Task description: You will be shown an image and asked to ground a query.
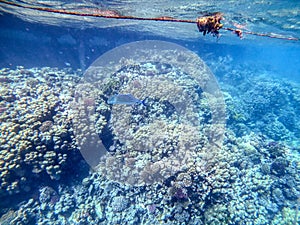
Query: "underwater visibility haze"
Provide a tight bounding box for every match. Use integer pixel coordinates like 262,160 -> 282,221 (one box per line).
0,0 -> 300,224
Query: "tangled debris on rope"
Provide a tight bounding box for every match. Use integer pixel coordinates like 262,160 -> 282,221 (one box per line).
0,0 -> 299,41
196,12 -> 224,38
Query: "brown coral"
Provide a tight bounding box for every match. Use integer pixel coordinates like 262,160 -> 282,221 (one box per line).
0,67 -> 80,197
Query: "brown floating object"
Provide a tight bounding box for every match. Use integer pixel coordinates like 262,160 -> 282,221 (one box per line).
196,12 -> 224,37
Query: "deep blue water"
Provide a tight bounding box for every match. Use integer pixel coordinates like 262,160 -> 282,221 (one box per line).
1,14 -> 299,82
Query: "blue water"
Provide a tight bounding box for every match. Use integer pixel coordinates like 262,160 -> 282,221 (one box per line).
0,1 -> 299,224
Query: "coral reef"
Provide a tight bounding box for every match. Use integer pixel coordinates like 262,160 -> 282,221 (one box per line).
16,130 -> 295,225
72,42 -> 226,187
209,56 -> 300,145
0,67 -> 81,197
0,61 -> 299,225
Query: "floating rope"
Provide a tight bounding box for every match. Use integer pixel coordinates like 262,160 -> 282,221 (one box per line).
0,0 -> 299,41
